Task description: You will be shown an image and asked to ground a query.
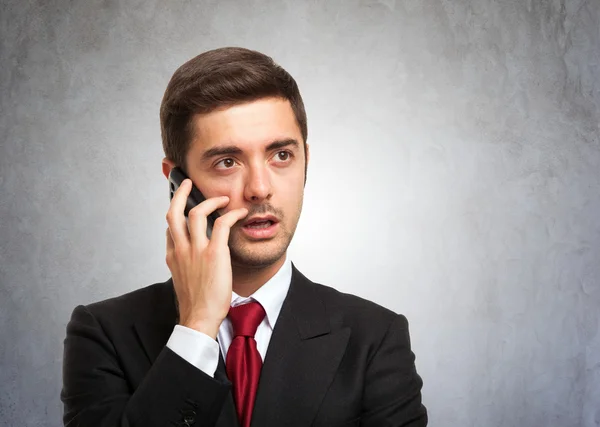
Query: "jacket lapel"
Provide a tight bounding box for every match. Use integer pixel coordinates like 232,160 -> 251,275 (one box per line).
251,265 -> 351,427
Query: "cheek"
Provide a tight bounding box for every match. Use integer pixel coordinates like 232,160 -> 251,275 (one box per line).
200,178 -> 245,210
221,182 -> 246,205
280,182 -> 304,213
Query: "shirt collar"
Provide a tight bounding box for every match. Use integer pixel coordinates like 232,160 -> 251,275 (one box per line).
230,255 -> 292,329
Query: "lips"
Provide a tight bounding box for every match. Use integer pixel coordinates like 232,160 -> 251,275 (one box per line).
245,220 -> 273,229
243,215 -> 279,227
241,215 -> 280,239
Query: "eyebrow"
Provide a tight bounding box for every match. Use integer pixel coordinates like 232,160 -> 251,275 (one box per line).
201,138 -> 300,161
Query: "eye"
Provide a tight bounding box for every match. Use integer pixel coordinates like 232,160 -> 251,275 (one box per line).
215,158 -> 237,169
273,151 -> 292,163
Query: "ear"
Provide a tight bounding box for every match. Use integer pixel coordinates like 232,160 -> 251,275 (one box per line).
161,157 -> 176,180
303,143 -> 310,187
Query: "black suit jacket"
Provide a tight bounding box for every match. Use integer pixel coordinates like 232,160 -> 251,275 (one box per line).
61,264 -> 427,426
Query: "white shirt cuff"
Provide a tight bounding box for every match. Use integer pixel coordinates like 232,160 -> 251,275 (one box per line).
166,325 -> 220,377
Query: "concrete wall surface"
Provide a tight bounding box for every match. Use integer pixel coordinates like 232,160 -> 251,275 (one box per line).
1,0 -> 599,426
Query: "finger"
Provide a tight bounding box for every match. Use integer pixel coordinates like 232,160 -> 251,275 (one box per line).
187,196 -> 230,250
209,208 -> 249,248
166,227 -> 174,251
166,178 -> 192,248
165,227 -> 175,269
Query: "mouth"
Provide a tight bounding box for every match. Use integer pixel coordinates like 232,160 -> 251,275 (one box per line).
241,215 -> 280,239
243,215 -> 279,228
244,221 -> 275,229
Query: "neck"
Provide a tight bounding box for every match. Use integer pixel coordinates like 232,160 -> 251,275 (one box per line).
231,254 -> 287,297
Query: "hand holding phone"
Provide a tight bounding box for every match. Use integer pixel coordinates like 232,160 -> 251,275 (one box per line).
168,166 -> 220,239
165,167 -> 248,338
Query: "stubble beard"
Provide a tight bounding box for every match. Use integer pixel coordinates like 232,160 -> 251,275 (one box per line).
229,227 -> 293,268
228,202 -> 302,268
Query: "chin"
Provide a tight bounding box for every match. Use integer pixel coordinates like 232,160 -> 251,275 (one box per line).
229,234 -> 290,268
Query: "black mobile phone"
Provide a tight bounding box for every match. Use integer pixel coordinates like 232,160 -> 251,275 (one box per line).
168,166 -> 219,238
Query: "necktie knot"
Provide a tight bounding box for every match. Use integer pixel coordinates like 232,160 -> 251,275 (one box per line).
228,301 -> 265,338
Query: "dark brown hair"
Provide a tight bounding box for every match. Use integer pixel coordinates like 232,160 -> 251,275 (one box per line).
160,47 -> 308,173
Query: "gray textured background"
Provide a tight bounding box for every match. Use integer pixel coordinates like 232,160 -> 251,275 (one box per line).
1,0 -> 600,426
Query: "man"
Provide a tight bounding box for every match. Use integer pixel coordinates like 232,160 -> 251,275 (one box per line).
61,47 -> 427,427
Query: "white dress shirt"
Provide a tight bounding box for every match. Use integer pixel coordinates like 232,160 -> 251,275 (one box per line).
166,256 -> 292,377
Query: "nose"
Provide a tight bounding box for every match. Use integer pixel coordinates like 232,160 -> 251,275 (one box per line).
243,163 -> 272,203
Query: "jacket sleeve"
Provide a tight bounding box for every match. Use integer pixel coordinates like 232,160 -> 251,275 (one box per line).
61,304 -> 231,427
361,314 -> 428,427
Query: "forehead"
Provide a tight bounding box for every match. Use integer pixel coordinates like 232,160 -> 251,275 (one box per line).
189,97 -> 302,151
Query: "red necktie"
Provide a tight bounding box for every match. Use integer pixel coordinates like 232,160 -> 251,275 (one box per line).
225,301 -> 266,427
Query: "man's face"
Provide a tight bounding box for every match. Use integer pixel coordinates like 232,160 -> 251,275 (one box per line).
183,97 -> 308,268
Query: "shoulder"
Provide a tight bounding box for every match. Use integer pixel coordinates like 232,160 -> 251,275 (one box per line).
311,280 -> 403,325
291,265 -> 406,340
312,279 -> 392,312
302,279 -> 413,362
77,278 -> 175,324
